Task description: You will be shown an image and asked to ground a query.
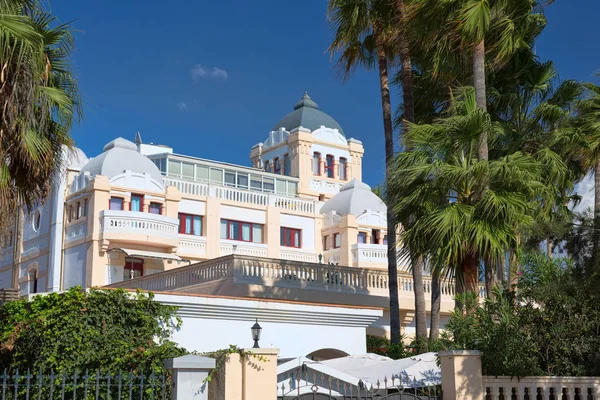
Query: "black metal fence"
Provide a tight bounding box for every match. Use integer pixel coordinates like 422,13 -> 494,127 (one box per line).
0,370 -> 170,399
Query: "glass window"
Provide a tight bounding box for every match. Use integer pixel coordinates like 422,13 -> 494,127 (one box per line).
168,160 -> 181,177
109,197 -> 123,211
264,160 -> 270,173
334,233 -> 341,248
287,182 -> 297,196
179,213 -> 202,236
224,171 -> 236,187
263,178 -> 274,193
276,180 -> 286,194
76,202 -> 82,219
220,220 -> 227,239
358,232 -> 366,244
383,235 -> 388,245
237,174 -> 249,188
250,176 -> 262,191
325,155 -> 334,178
281,227 -> 301,248
196,165 -> 209,181
283,154 -> 291,175
252,224 -> 263,243
323,236 -> 329,251
29,271 -> 38,294
312,153 -> 320,175
210,168 -> 223,183
83,199 -> 88,216
339,157 -> 347,180
274,158 -> 281,174
182,162 -> 194,178
220,219 -> 264,243
149,202 -> 162,214
130,194 -> 143,212
124,258 -> 143,280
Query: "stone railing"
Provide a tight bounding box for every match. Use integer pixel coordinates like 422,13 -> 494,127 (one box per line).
164,177 -> 316,214
106,254 -> 484,300
100,210 -> 179,240
483,376 -> 600,400
351,243 -> 387,264
105,256 -> 234,292
310,178 -> 344,195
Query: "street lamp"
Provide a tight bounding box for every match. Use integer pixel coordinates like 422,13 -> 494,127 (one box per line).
251,319 -> 262,348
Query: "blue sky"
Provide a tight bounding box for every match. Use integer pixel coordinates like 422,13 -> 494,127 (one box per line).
51,0 -> 600,188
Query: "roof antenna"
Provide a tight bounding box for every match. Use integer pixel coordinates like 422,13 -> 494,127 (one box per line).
135,131 -> 142,145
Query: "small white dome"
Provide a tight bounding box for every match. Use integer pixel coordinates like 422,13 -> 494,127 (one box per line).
80,137 -> 163,182
320,179 -> 386,216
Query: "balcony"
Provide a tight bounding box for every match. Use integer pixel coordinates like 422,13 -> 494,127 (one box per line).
105,254 -> 486,312
99,210 -> 179,249
351,243 -> 387,267
164,177 -> 317,214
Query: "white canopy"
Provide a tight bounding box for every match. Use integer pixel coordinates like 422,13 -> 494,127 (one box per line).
278,353 -> 441,392
322,352 -> 441,388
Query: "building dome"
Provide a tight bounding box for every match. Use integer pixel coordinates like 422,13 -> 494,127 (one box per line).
320,179 -> 386,216
272,92 -> 345,136
80,137 -> 163,182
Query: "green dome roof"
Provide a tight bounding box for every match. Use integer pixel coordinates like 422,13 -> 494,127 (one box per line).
272,92 -> 345,136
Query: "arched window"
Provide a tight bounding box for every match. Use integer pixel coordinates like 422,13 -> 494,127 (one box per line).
29,270 -> 38,294
325,155 -> 334,178
312,152 -> 321,175
283,154 -> 290,176
339,157 -> 347,180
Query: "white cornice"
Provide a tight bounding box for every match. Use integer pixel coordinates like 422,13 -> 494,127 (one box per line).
154,293 -> 382,328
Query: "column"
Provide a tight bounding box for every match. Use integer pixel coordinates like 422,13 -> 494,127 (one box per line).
242,348 -> 279,400
439,350 -> 484,400
165,355 -> 215,400
266,206 -> 281,259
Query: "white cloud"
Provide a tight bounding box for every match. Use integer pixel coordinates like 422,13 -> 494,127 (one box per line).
572,174 -> 594,213
176,102 -> 188,112
190,64 -> 228,81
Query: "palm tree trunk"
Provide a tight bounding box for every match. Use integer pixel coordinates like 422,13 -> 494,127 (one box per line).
429,268 -> 441,342
593,160 -> 600,269
463,251 -> 479,297
376,45 -> 401,344
484,260 -> 496,298
546,239 -> 553,259
455,262 -> 465,312
473,40 -> 488,161
412,256 -> 427,351
497,252 -> 507,283
396,0 -> 415,125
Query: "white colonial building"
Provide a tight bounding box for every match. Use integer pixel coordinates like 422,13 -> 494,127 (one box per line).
0,93 -> 464,357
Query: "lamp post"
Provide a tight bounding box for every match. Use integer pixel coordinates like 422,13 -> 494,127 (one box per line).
251,319 -> 262,348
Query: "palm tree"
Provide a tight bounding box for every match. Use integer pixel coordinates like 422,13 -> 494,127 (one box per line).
0,0 -> 81,232
389,87 -> 545,297
328,0 -> 411,344
575,82 -> 600,271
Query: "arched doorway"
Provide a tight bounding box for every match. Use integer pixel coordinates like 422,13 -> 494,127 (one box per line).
305,348 -> 349,361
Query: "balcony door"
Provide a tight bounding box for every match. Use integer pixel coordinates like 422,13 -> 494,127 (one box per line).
124,257 -> 144,280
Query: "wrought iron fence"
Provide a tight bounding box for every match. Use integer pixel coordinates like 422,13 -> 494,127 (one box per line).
277,369 -> 441,400
0,370 -> 170,399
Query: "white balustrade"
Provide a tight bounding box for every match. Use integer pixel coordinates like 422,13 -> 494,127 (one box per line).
351,243 -> 387,264
310,178 -> 344,195
100,210 -> 178,238
178,235 -> 207,257
483,376 -> 600,400
280,249 -> 318,263
164,177 -> 316,214
106,254 -> 486,302
219,241 -> 268,258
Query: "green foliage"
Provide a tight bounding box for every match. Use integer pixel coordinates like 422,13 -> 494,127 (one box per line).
366,335 -> 409,360
442,252 -> 600,376
0,287 -> 186,374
